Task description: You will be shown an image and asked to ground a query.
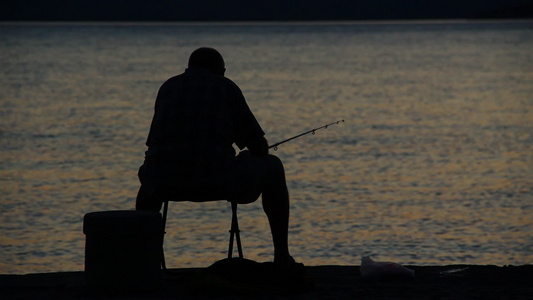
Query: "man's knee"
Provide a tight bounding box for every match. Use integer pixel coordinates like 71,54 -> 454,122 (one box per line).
265,154 -> 285,175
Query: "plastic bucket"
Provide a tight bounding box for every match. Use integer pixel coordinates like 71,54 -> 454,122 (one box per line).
83,210 -> 162,290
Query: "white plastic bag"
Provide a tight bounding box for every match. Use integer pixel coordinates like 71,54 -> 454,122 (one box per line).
360,256 -> 415,278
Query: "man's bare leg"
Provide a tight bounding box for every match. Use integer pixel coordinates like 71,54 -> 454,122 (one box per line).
261,155 -> 292,264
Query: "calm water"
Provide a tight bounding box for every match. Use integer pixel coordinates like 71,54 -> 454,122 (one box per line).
1,21 -> 532,274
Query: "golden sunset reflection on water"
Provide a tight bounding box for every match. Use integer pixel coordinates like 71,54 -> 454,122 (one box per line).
1,21 -> 532,274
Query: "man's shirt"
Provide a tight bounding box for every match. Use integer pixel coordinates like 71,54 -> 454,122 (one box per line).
142,67 -> 264,183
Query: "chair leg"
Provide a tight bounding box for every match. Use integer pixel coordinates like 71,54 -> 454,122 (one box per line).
228,201 -> 243,259
234,204 -> 244,258
161,200 -> 169,271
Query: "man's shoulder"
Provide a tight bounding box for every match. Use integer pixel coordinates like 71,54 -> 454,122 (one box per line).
156,73 -> 183,93
159,70 -> 242,95
221,76 -> 242,92
162,73 -> 186,85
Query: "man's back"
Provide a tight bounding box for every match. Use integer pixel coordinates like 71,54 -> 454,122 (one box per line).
143,67 -> 264,181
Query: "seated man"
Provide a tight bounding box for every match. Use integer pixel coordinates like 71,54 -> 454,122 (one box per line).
136,47 -> 300,268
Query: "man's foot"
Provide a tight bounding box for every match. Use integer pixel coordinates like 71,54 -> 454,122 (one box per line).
274,255 -> 305,275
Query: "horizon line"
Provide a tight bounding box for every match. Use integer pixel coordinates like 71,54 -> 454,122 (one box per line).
2,18 -> 532,27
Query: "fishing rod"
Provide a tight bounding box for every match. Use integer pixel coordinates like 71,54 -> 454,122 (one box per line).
268,119 -> 344,151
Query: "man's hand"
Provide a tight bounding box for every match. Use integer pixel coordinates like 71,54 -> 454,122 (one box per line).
248,136 -> 269,156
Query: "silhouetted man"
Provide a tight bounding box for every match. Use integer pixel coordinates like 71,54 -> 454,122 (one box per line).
136,47 -> 300,269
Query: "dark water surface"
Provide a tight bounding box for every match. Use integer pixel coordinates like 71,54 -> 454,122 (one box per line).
1,21 -> 532,274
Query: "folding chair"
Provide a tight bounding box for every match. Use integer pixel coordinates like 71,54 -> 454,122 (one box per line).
160,198 -> 244,271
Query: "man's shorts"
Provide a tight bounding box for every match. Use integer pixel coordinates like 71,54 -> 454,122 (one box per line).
137,151 -> 273,207
227,151 -> 270,203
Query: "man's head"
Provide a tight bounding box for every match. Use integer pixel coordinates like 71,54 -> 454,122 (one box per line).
188,47 -> 226,76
